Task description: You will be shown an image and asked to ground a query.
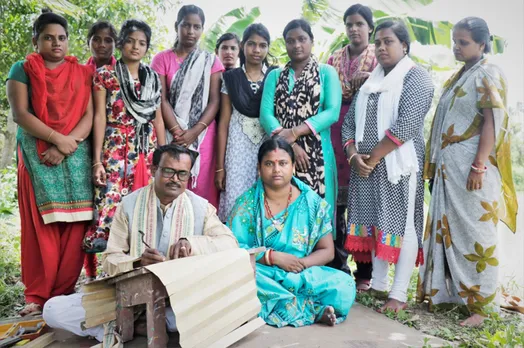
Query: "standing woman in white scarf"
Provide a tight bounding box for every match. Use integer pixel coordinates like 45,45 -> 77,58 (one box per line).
86,19 -> 165,254
152,5 -> 224,209
341,21 -> 434,312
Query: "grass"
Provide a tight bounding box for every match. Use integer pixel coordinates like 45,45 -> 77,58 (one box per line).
352,260 -> 524,348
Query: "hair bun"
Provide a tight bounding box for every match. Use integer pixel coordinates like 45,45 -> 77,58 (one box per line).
41,8 -> 52,14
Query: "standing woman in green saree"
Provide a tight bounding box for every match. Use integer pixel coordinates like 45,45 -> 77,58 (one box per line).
260,19 -> 342,226
419,17 -> 518,327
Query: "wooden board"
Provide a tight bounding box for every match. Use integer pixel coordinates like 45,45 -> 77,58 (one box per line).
22,332 -> 55,348
84,311 -> 117,328
146,248 -> 262,348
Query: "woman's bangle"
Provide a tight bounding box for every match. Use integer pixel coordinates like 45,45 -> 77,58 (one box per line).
471,164 -> 487,174
347,153 -> 358,165
264,250 -> 271,266
215,168 -> 224,173
268,249 -> 274,265
291,127 -> 298,139
92,162 -> 102,168
291,142 -> 297,148
168,125 -> 180,132
198,121 -> 208,129
47,130 -> 55,142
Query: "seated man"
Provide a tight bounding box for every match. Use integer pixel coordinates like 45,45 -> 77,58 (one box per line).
43,144 -> 238,342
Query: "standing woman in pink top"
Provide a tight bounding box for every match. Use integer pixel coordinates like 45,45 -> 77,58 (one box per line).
151,5 -> 224,208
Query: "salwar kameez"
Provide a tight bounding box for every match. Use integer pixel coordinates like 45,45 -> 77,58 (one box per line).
152,49 -> 224,209
260,62 -> 341,228
327,44 -> 377,275
8,57 -> 94,306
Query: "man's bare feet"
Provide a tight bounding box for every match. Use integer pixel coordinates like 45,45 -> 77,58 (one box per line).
377,298 -> 407,313
19,303 -> 42,317
460,313 -> 486,327
319,306 -> 337,326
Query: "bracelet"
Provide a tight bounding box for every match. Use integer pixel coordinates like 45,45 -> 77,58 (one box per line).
47,130 -> 55,142
198,121 -> 208,128
92,162 -> 102,168
291,142 -> 297,148
168,125 -> 180,132
264,250 -> 271,266
291,127 -> 298,139
347,153 -> 358,165
215,168 -> 224,173
471,164 -> 487,174
268,249 -> 274,265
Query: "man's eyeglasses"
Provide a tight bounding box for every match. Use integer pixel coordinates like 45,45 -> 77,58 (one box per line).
158,166 -> 190,182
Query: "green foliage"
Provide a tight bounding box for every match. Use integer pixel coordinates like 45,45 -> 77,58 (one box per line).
200,7 -> 261,53
0,166 -> 22,318
0,0 -> 170,141
0,167 -> 18,216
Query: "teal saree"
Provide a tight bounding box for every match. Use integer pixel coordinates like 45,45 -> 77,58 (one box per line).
227,177 -> 356,327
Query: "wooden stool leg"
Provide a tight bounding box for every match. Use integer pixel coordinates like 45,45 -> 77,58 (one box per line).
116,306 -> 134,342
146,291 -> 167,348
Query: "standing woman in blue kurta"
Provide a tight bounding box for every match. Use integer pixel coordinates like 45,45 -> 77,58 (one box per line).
260,19 -> 342,224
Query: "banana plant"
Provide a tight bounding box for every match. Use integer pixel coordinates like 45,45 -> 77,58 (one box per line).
200,7 -> 261,52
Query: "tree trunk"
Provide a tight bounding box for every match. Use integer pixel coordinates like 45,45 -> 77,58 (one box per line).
0,109 -> 17,169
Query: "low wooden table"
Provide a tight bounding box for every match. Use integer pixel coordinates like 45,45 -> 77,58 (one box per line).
108,268 -> 168,348
108,247 -> 265,348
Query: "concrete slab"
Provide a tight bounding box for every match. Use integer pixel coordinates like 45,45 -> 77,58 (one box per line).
47,303 -> 449,347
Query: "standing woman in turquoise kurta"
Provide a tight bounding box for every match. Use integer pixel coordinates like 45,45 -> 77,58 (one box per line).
260,19 -> 342,224
227,137 -> 356,327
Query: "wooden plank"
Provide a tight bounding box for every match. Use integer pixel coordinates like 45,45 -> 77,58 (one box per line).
81,288 -> 116,303
82,297 -> 116,308
206,317 -> 266,348
84,311 -> 116,328
84,302 -> 117,320
107,267 -> 148,285
82,280 -> 112,293
0,316 -> 43,325
22,332 -> 55,348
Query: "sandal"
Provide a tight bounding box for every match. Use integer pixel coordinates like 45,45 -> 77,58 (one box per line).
19,303 -> 42,317
356,279 -> 371,293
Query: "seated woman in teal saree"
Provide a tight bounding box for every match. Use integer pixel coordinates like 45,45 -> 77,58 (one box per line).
227,137 -> 356,327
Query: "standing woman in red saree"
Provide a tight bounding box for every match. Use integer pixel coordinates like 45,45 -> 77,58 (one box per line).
6,10 -> 94,316
83,20 -> 165,255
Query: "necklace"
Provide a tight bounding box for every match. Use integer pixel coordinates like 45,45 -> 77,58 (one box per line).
264,185 -> 293,232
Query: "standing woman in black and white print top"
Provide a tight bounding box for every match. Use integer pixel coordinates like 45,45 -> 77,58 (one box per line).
215,24 -> 277,221
341,20 -> 434,312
